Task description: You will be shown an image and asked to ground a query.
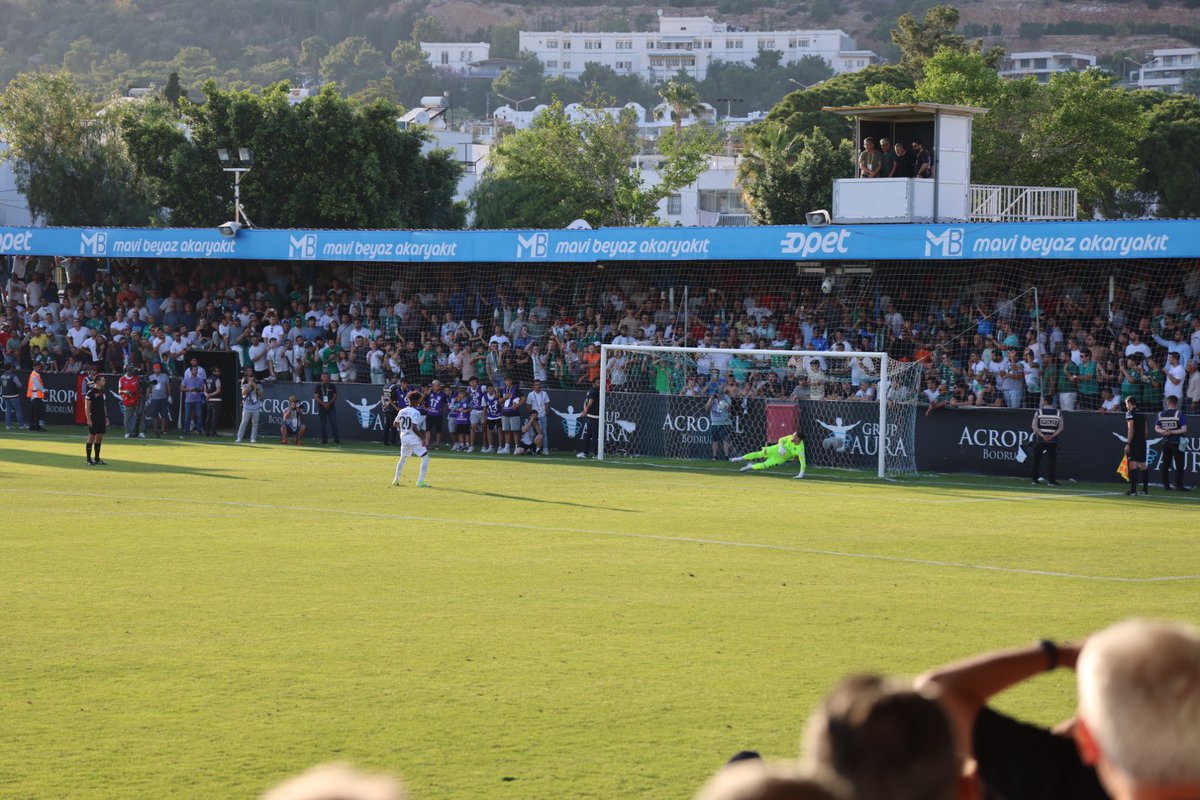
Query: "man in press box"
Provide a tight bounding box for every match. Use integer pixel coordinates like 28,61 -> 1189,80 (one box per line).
1030,394 -> 1063,486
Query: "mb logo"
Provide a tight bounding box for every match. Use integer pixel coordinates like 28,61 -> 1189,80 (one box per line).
924,228 -> 964,257
289,234 -> 318,259
80,231 -> 107,256
516,232 -> 548,259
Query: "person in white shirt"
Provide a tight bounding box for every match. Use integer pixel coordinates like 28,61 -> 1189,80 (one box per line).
611,326 -> 638,347
1124,333 -> 1151,360
391,391 -> 431,487
248,336 -> 269,378
525,379 -> 551,454
109,311 -> 129,342
1153,328 -> 1193,366
261,315 -> 284,345
1099,388 -> 1122,413
1187,361 -> 1200,414
67,320 -> 90,350
1163,352 -> 1186,407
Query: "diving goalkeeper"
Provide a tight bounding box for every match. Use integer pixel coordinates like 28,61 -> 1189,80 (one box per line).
730,429 -> 807,479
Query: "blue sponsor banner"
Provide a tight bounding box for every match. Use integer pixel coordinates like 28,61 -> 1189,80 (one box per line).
0,219 -> 1195,263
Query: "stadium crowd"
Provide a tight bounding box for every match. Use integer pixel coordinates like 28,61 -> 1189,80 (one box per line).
3,255 -> 1200,420
256,617 -> 1200,800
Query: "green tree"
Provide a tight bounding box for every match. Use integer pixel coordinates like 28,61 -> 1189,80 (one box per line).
472,99 -> 715,228
656,79 -> 704,144
163,71 -> 183,108
891,5 -> 1003,77
411,16 -> 447,45
0,71 -> 157,226
299,36 -> 329,80
1130,92 -> 1200,217
119,81 -> 464,229
489,22 -> 521,60
737,123 -> 853,224
492,51 -> 545,105
320,37 -> 386,94
910,50 -> 1146,217
767,64 -> 914,145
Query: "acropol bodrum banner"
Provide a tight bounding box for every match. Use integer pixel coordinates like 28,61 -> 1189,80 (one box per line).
0,220 -> 1196,263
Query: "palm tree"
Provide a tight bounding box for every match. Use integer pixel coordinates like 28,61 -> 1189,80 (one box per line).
656,79 -> 704,144
735,121 -> 806,224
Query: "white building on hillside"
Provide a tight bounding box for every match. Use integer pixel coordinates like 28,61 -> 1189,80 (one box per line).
1136,47 -> 1200,93
998,51 -> 1097,82
518,14 -> 878,83
641,154 -> 747,226
422,42 -> 490,74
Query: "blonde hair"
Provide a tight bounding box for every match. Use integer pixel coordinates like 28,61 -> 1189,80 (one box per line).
262,763 -> 405,800
1077,619 -> 1200,785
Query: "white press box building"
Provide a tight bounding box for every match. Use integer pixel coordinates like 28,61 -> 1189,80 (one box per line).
518,14 -> 879,83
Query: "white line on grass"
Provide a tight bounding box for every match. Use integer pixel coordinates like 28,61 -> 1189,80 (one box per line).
2,487 -> 1197,584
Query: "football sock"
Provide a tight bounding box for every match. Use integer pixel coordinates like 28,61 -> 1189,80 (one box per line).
394,453 -> 408,482
418,454 -> 429,483
1142,469 -> 1149,492
86,443 -> 93,460
1128,468 -> 1139,491
94,442 -> 101,459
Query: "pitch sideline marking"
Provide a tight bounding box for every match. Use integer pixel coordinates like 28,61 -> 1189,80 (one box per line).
2,487 -> 1197,584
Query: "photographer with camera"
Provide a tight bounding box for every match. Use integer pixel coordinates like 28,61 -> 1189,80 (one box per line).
235,366 -> 264,444
118,363 -> 143,438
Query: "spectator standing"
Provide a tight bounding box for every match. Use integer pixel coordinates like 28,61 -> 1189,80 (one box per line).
235,367 -> 263,444
315,373 -> 340,444
857,137 -> 882,178
1076,349 -> 1099,409
1154,395 -> 1189,491
526,379 -> 551,454
892,141 -> 914,177
203,367 -> 223,437
118,364 -> 142,438
424,379 -> 450,449
180,362 -> 206,435
707,387 -> 733,461
1,364 -> 25,429
1187,361 -> 1200,414
498,377 -> 522,454
912,139 -> 933,178
1163,351 -> 1186,409
879,138 -> 896,178
381,377 -> 399,446
578,376 -> 601,458
145,364 -> 171,438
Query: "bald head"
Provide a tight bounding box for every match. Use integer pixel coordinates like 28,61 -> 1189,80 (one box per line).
696,762 -> 848,800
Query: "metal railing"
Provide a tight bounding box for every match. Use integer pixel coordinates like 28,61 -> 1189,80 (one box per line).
970,184 -> 1078,221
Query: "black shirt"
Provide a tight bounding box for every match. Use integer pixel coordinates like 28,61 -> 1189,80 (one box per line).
86,387 -> 108,423
583,387 -> 600,419
1126,409 -> 1147,447
316,382 -> 336,407
972,707 -> 1108,800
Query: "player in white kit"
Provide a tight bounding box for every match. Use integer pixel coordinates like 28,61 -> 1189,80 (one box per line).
392,390 -> 432,487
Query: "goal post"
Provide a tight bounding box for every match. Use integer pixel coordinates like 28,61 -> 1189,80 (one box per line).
598,344 -> 921,477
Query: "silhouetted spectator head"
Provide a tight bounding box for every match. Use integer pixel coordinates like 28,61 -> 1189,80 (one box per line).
696,761 -> 849,800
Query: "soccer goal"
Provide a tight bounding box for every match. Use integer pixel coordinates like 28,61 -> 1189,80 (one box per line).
598,344 -> 923,477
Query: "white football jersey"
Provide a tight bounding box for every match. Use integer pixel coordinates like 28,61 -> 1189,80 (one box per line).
395,406 -> 425,437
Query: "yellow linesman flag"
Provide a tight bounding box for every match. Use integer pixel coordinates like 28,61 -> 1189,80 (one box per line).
1117,455 -> 1130,482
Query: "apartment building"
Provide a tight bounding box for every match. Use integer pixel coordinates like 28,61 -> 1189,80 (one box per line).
518,14 -> 878,83
998,51 -> 1097,82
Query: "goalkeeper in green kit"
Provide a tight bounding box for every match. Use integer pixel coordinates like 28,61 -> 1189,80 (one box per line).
730,427 -> 807,479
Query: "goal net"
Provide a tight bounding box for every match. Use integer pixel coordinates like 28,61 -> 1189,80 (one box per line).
599,344 -> 923,476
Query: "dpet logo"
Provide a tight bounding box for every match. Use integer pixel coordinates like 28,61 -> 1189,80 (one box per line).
779,229 -> 851,257
957,425 -> 1033,462
80,231 -> 108,256
345,396 -> 382,429
289,234 -> 318,259
516,232 -> 549,259
925,228 -> 964,257
816,417 -> 906,457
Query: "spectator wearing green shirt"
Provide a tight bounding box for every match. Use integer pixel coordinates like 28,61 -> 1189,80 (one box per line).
1142,357 -> 1164,409
1057,351 -> 1078,411
1120,356 -> 1144,405
1076,349 -> 1100,410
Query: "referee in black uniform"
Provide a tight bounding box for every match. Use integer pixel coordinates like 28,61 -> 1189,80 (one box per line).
1124,395 -> 1149,496
85,375 -> 109,466
1155,395 -> 1190,491
1030,394 -> 1063,486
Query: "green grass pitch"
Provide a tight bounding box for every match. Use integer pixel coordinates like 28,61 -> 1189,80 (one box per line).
2,431 -> 1198,799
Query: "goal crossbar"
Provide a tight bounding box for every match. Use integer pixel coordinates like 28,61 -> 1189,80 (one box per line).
599,344 -> 894,477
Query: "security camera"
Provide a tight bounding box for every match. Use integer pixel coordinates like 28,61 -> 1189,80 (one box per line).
821,276 -> 834,294
217,221 -> 242,237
